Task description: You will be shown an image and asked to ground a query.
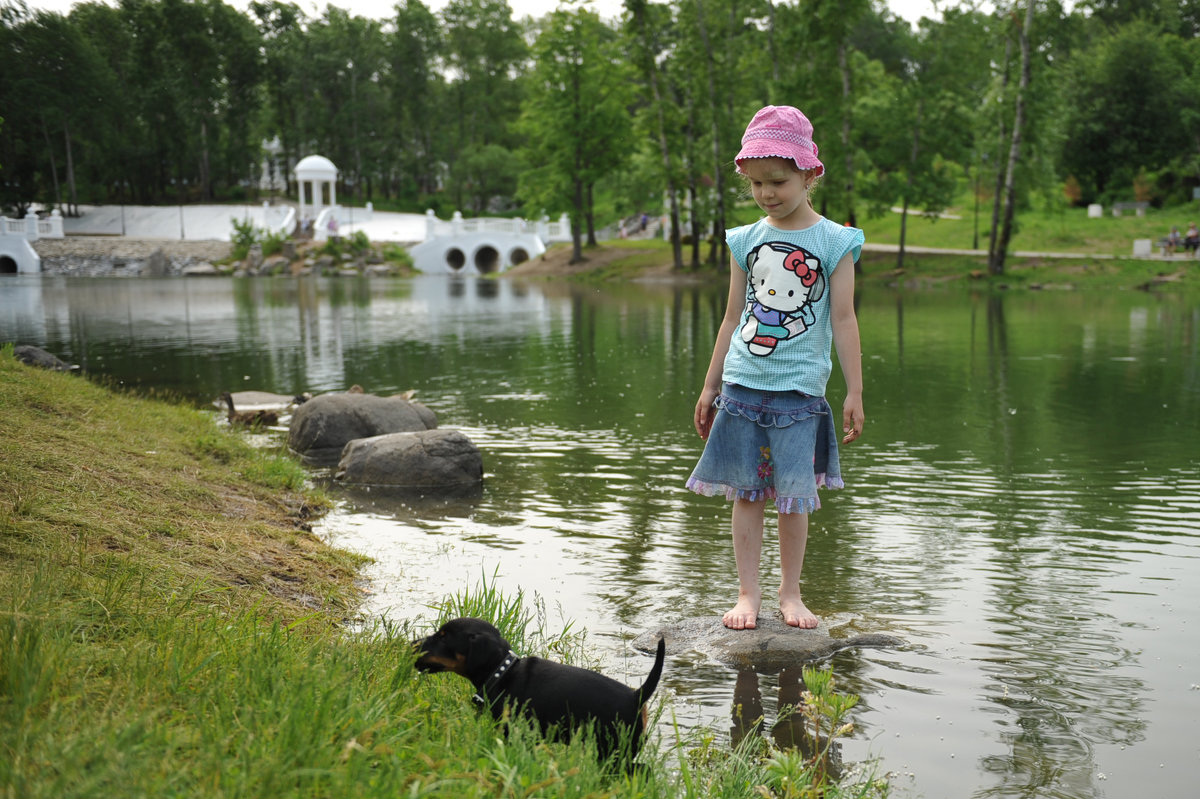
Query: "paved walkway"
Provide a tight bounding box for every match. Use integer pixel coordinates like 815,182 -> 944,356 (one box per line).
59,203 -> 427,243
863,242 -> 1197,262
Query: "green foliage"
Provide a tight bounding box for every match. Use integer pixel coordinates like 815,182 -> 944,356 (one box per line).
261,229 -> 286,257
382,243 -> 410,261
5,0 -> 1198,276
230,217 -> 259,260
349,229 -> 371,254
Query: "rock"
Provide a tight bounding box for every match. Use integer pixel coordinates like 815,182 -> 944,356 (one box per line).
632,615 -> 902,673
287,392 -> 438,466
262,254 -> 290,274
182,263 -> 220,276
144,248 -> 169,276
13,344 -> 79,372
334,429 -> 483,489
215,390 -> 307,411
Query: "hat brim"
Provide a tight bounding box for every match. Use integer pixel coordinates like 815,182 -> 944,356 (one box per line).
735,140 -> 824,177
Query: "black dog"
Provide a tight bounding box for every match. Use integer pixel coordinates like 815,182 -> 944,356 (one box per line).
414,617 -> 666,764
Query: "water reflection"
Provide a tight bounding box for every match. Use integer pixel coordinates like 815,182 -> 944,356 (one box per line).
3,275 -> 1199,798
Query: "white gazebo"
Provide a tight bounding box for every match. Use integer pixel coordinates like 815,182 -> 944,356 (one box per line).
294,154 -> 338,228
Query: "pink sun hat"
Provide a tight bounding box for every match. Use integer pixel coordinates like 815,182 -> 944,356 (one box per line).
735,105 -> 824,177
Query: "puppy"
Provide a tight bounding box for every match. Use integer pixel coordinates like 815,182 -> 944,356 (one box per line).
414,617 -> 666,765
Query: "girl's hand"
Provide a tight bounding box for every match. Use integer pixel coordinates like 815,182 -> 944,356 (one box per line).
694,387 -> 720,439
842,395 -> 864,444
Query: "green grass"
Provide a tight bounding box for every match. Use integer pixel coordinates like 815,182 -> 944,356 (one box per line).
860,195 -> 1200,257
550,196 -> 1200,292
0,348 -> 887,797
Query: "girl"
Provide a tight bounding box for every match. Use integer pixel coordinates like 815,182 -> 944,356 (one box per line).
686,105 -> 864,630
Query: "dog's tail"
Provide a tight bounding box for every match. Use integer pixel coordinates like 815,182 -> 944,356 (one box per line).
636,637 -> 666,706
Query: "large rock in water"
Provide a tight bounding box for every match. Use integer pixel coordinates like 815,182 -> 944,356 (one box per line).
334,429 -> 483,489
632,614 -> 902,673
13,345 -> 78,372
288,393 -> 437,466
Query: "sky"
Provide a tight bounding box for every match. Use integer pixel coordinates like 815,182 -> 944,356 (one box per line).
20,0 -> 944,27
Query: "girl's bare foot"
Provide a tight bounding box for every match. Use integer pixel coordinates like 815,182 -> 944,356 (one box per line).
780,591 -> 818,629
723,591 -> 761,629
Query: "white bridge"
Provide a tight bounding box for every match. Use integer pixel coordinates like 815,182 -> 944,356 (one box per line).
409,210 -> 571,275
1,201 -> 572,276
0,210 -> 63,273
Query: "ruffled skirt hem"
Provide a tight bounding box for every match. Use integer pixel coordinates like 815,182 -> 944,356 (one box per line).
685,474 -> 843,514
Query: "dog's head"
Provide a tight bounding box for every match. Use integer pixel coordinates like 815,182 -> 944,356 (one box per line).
413,617 -> 512,679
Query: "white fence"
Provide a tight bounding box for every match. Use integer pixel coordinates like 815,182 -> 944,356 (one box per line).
425,210 -> 573,244
1,210 -> 65,241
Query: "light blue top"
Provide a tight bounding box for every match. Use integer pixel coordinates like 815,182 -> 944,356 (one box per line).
722,217 -> 864,396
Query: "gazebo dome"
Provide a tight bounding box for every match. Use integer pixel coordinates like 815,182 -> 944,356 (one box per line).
294,154 -> 338,180
293,154 -> 339,232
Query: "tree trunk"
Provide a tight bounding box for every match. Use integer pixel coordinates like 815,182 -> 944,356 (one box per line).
586,182 -> 597,247
570,177 -> 585,263
199,118 -> 212,201
990,1 -> 1035,276
765,1 -> 779,93
63,117 -> 79,216
40,115 -> 64,210
631,1 -> 684,268
898,98 -> 922,270
694,0 -> 727,267
838,42 -> 856,231
988,24 -> 1014,268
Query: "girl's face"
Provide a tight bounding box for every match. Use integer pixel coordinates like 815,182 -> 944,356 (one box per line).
742,157 -> 816,228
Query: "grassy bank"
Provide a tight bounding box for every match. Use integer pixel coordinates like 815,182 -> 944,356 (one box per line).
0,350 -> 885,798
533,199 -> 1199,291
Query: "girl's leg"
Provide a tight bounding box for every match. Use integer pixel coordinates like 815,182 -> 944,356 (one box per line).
778,511 -> 818,628
725,497 -> 766,629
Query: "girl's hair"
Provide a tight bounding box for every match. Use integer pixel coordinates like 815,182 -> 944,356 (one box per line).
735,158 -> 822,201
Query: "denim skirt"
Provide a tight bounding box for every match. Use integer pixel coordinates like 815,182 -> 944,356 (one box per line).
686,383 -> 843,514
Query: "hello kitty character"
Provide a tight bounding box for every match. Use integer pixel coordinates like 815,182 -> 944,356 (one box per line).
740,241 -> 826,357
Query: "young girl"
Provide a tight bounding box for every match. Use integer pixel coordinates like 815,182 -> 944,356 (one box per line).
686,105 -> 864,631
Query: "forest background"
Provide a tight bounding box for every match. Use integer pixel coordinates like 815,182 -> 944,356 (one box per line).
1,0 -> 1198,272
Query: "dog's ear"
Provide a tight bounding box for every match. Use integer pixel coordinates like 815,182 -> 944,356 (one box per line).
464,631 -> 494,672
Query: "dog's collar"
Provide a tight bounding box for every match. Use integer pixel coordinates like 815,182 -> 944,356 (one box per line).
472,650 -> 519,707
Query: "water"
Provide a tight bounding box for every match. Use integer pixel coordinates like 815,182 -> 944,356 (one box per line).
3,274 -> 1198,798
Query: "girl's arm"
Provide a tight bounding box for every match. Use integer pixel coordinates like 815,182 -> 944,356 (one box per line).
829,253 -> 864,444
694,257 -> 746,439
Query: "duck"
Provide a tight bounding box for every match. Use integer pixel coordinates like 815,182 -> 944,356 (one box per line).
220,391 -> 279,428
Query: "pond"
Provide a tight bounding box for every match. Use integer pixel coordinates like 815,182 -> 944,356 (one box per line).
3,273 -> 1199,798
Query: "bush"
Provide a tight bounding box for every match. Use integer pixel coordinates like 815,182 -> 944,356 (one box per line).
230,218 -> 259,260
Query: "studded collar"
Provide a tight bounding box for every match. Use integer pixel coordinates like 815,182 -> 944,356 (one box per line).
472,650 -> 519,707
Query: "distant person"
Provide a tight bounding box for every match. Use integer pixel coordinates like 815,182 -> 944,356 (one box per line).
687,105 -> 864,631
1165,226 -> 1181,255
1185,222 -> 1199,258
327,215 -> 339,239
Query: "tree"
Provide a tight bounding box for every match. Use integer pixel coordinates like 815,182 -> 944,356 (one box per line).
387,0 -> 446,201
441,0 -> 528,210
989,0 -> 1036,275
518,6 -> 634,262
625,0 -> 684,268
1058,20 -> 1195,202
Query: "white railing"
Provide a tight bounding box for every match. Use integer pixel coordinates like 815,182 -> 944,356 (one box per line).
1,209 -> 64,240
423,210 -> 572,243
311,203 -> 375,240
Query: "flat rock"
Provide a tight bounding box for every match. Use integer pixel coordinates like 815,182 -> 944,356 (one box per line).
215,390 -> 306,411
632,615 -> 902,673
334,428 -> 483,489
13,345 -> 78,372
288,392 -> 437,466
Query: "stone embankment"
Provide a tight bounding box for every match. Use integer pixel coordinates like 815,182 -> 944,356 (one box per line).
32,237 -> 231,277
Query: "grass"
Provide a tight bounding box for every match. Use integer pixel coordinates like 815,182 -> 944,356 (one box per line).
553,197 -> 1200,291
0,348 -> 886,798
